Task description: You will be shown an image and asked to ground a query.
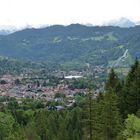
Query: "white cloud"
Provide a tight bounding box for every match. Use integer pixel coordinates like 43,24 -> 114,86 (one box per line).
0,0 -> 140,28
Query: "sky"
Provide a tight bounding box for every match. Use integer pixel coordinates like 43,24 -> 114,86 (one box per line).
0,0 -> 140,29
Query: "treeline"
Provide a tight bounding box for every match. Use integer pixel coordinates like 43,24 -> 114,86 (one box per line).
0,99 -> 83,140
0,57 -> 61,76
1,60 -> 140,140
0,57 -> 88,76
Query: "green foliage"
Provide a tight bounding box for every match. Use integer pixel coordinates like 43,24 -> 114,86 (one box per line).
55,92 -> 66,98
13,109 -> 34,125
92,91 -> 122,140
24,122 -> 41,140
123,114 -> 140,140
101,92 -> 122,140
106,68 -> 121,93
0,80 -> 7,84
7,100 -> 19,110
120,59 -> 140,117
0,24 -> 140,68
1,60 -> 140,139
106,32 -> 118,41
69,79 -> 90,89
0,112 -> 15,139
75,95 -> 86,107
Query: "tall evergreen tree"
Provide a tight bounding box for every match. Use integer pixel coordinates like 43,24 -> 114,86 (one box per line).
99,91 -> 122,140
106,68 -> 122,95
66,107 -> 83,140
121,59 -> 140,117
83,81 -> 95,140
86,91 -> 122,140
126,58 -> 139,86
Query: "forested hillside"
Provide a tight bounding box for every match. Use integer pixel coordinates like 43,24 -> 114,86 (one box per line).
1,60 -> 140,140
0,24 -> 140,67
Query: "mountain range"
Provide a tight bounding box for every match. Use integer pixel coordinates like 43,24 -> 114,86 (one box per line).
0,30 -> 12,35
0,18 -> 139,35
0,23 -> 140,68
104,17 -> 136,28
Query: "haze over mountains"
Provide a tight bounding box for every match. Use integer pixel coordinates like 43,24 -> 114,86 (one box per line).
0,18 -> 139,35
104,17 -> 137,28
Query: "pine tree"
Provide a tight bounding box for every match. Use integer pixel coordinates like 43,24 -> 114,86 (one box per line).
121,59 -> 140,117
66,107 -> 83,140
126,58 -> 139,86
84,91 -> 123,140
106,68 -> 121,94
91,95 -> 104,140
83,81 -> 95,140
96,92 -> 122,140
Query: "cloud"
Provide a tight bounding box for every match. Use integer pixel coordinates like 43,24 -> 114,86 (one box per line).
0,0 -> 140,28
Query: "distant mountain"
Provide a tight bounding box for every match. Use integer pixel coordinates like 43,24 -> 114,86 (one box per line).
84,23 -> 94,27
0,30 -> 11,35
0,25 -> 28,35
136,21 -> 140,26
105,18 -> 136,28
0,24 -> 140,68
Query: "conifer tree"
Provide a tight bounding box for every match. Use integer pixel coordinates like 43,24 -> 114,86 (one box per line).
106,68 -> 121,94
121,59 -> 140,117
86,91 -> 122,140
83,81 -> 95,140
67,107 -> 83,140
126,58 -> 139,86
99,91 -> 122,140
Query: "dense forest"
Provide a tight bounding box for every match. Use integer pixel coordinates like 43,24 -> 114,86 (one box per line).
0,57 -> 62,76
0,24 -> 140,68
1,60 -> 140,140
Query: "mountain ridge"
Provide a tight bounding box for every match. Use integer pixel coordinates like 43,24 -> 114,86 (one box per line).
0,17 -> 139,35
104,17 -> 136,28
0,24 -> 140,68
